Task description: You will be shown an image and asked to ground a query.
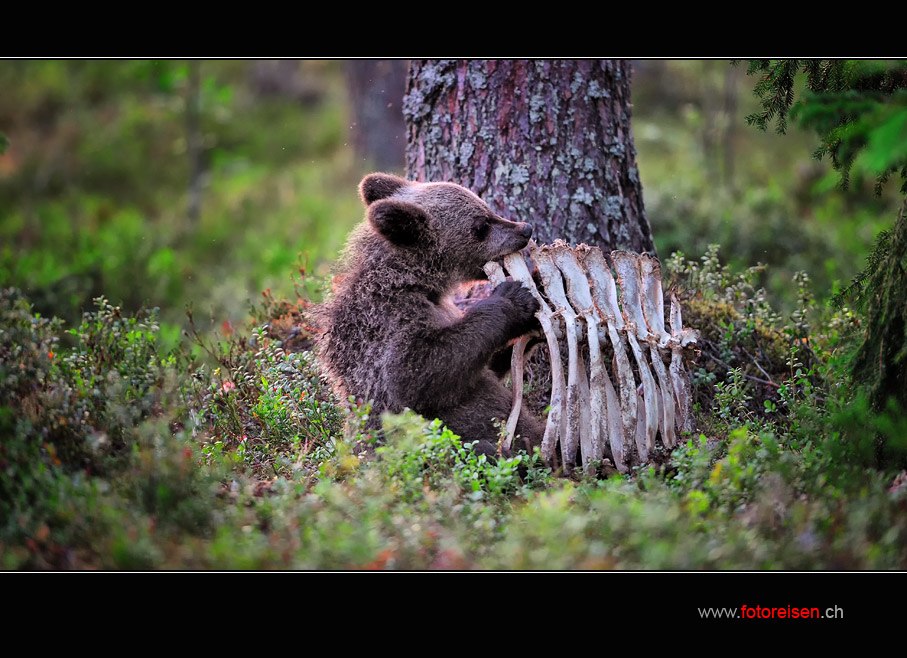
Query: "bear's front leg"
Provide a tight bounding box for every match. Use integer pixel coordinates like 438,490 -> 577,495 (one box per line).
392,281 -> 540,411
440,280 -> 540,380
488,280 -> 542,335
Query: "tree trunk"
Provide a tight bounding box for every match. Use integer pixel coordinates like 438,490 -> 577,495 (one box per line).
345,60 -> 408,173
187,60 -> 202,224
723,62 -> 739,190
403,59 -> 655,255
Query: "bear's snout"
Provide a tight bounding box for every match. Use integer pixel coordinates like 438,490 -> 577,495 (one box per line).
518,223 -> 533,240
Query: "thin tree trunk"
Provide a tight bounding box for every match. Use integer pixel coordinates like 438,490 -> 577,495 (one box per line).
187,60 -> 202,224
723,62 -> 739,190
345,60 -> 408,172
403,59 -> 655,255
701,61 -> 719,187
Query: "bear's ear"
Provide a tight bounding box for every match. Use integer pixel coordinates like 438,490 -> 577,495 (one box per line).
368,199 -> 428,247
359,173 -> 408,205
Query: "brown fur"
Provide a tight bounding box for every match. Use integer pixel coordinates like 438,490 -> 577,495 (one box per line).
315,173 -> 544,458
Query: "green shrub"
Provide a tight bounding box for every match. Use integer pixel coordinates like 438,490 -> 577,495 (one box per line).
0,290 -> 172,475
183,314 -> 343,481
0,289 -> 224,568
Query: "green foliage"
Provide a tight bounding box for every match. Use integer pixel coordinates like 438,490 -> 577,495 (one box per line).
635,64 -> 899,313
743,59 -> 907,194
183,314 -> 343,481
745,59 -> 804,135
741,60 -> 907,426
0,290 -> 172,475
740,59 -> 907,452
846,200 -> 907,420
665,244 -> 838,438
0,289 -> 221,568
377,414 -> 550,505
714,368 -> 753,425
4,271 -> 907,569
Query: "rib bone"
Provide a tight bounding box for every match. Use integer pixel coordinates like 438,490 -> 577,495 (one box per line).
531,244 -> 585,473
548,240 -> 618,473
580,246 -> 637,471
611,251 -> 661,459
670,291 -> 699,434
499,249 -> 566,465
638,254 -> 677,448
482,261 -> 533,454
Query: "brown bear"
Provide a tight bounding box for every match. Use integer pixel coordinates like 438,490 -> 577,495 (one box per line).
315,173 -> 545,459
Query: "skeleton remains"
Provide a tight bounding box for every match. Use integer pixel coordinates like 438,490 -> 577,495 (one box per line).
483,240 -> 700,474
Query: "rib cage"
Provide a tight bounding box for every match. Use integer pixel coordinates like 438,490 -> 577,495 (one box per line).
484,240 -> 700,474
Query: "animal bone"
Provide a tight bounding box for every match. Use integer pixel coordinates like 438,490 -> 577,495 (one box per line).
670,291 -> 699,434
580,246 -> 638,472
548,241 -> 621,474
531,245 -> 585,471
638,254 -> 677,448
487,243 -> 699,472
482,261 -> 532,455
484,251 -> 566,465
610,251 -> 662,460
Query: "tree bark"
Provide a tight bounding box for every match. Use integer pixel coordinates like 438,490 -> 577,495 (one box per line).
403,59 -> 655,255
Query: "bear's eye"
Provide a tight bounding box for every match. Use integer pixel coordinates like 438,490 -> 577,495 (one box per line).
472,217 -> 490,241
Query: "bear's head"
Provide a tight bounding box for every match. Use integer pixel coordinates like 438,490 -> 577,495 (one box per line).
359,173 -> 533,281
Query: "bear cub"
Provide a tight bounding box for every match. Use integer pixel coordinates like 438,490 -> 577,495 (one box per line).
316,173 -> 545,458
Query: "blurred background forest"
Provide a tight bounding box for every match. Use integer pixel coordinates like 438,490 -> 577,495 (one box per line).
2,59 -> 901,342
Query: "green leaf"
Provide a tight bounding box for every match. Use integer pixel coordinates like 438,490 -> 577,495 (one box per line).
852,105 -> 907,176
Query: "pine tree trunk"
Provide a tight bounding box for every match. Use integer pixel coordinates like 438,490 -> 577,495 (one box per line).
403,59 -> 655,255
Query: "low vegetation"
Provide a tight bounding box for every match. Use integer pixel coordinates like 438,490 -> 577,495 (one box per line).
3,241 -> 906,569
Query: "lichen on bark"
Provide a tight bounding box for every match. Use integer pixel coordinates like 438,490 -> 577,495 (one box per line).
404,59 -> 654,254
